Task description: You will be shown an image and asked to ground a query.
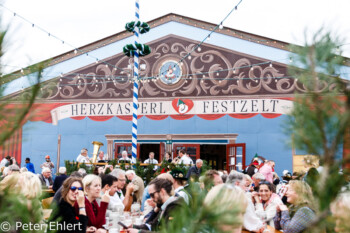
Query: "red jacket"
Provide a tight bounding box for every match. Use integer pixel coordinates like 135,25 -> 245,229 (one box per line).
75,197 -> 108,228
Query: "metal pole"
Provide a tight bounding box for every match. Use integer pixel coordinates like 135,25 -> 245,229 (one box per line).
56,134 -> 61,174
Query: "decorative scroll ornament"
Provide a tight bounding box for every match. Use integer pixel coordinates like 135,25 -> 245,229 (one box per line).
125,21 -> 150,34
123,43 -> 151,57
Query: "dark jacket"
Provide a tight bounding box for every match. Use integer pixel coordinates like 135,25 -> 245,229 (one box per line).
135,196 -> 184,233
186,165 -> 201,180
49,199 -> 88,233
246,165 -> 258,177
53,186 -> 63,204
38,174 -> 54,188
52,174 -> 68,192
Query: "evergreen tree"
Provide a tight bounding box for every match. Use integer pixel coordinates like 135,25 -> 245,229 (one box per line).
286,30 -> 350,232
0,15 -> 46,233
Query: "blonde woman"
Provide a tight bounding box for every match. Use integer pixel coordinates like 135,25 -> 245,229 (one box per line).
19,171 -> 42,200
81,174 -> 110,231
0,172 -> 43,219
204,184 -> 248,233
274,180 -> 316,233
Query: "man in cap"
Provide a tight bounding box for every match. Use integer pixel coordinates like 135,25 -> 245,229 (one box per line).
171,168 -> 190,205
40,155 -> 55,171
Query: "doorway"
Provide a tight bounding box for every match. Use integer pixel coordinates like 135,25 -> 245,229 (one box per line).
200,145 -> 227,170
139,144 -> 160,162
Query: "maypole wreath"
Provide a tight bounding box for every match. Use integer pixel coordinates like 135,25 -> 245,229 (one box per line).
125,21 -> 150,34
123,42 -> 151,57
123,21 -> 151,57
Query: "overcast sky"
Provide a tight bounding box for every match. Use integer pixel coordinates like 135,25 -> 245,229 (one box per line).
1,0 -> 350,74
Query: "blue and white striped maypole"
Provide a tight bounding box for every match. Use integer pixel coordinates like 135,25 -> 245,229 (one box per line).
123,1 -> 150,162
131,0 -> 140,161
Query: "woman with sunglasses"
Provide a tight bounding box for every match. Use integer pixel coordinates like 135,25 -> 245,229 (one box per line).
274,180 -> 316,233
252,181 -> 282,226
50,176 -> 89,233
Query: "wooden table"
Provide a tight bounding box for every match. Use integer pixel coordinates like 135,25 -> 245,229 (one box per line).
242,225 -> 282,233
43,189 -> 55,194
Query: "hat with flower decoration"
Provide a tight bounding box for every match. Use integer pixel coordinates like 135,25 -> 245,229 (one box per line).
170,168 -> 187,180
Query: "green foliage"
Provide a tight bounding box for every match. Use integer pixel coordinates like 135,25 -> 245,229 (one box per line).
287,30 -> 350,164
286,29 -> 350,232
0,16 -> 47,232
78,163 -> 94,174
108,159 -> 118,168
200,160 -> 212,175
0,188 -> 44,233
161,184 -> 242,233
64,160 -> 78,175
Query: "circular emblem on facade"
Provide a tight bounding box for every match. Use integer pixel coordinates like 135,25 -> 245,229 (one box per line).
159,60 -> 182,85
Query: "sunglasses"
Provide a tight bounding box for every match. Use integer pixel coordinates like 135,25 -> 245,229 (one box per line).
149,191 -> 159,198
70,186 -> 83,191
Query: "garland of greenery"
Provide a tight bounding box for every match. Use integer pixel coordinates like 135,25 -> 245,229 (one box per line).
125,21 -> 150,34
63,159 -> 211,186
123,20 -> 151,57
123,42 -> 151,57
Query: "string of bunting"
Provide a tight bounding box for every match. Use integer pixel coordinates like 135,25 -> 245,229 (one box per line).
0,3 -> 128,74
159,0 -> 244,77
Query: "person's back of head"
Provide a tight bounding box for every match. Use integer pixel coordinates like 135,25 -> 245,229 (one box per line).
78,168 -> 87,177
19,171 -> 42,199
203,170 -> 220,190
20,167 -> 28,173
8,164 -> 20,172
156,173 -> 175,184
204,184 -> 248,231
252,172 -> 265,181
226,170 -> 245,187
58,167 -> 67,175
110,168 -> 126,180
8,164 -> 20,175
70,171 -> 84,178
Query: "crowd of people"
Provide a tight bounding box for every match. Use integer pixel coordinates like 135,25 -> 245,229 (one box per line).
0,151 -> 349,233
